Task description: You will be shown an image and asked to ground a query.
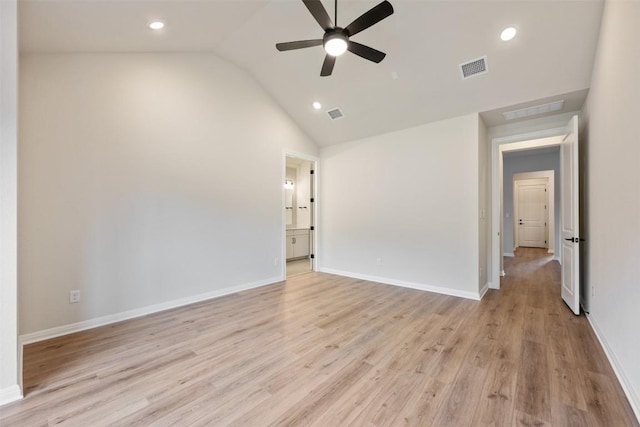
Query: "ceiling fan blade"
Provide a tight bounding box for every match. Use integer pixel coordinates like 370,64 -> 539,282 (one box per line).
320,55 -> 336,77
347,41 -> 386,63
302,0 -> 334,31
344,0 -> 394,37
276,39 -> 323,51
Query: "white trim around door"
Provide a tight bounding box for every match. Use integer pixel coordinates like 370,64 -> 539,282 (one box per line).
490,131 -> 564,289
282,150 -> 319,279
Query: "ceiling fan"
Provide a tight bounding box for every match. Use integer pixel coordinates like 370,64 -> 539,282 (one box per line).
276,0 -> 394,77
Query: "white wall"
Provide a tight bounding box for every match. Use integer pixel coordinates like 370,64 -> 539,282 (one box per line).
319,114 -> 481,299
581,0 -> 640,418
478,117 -> 490,291
503,150 -> 560,255
0,0 -> 21,404
19,53 -> 318,336
488,111 -> 580,141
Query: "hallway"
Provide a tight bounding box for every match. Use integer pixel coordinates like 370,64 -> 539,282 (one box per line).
498,247 -> 637,425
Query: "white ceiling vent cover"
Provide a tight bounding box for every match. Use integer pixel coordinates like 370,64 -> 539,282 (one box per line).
327,108 -> 344,120
503,100 -> 565,120
460,56 -> 488,79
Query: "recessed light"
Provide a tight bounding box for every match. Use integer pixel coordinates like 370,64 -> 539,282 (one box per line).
501,26 -> 517,41
312,102 -> 322,110
149,21 -> 165,30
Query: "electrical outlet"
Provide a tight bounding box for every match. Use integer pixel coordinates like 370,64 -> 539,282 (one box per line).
274,257 -> 279,266
376,258 -> 382,266
69,290 -> 80,304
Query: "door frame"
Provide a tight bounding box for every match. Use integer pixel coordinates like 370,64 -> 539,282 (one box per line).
490,129 -> 565,289
513,172 -> 554,254
282,150 -> 319,280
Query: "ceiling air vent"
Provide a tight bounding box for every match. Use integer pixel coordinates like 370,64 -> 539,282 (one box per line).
327,108 -> 344,120
503,100 -> 565,120
460,56 -> 488,79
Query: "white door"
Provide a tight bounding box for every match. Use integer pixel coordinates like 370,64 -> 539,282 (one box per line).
561,115 -> 580,315
517,181 -> 547,248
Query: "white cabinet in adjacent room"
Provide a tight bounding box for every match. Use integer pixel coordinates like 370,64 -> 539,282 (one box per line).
286,229 -> 310,260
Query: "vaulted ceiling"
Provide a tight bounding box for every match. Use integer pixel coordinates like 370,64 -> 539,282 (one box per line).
19,0 -> 603,146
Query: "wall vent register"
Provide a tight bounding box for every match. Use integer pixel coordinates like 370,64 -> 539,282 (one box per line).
502,100 -> 565,120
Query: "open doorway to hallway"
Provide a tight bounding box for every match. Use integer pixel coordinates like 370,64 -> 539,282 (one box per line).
491,115 -> 581,315
284,155 -> 316,278
503,149 -> 559,267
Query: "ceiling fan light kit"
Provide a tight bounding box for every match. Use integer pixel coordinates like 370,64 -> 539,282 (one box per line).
324,32 -> 348,56
276,0 -> 394,76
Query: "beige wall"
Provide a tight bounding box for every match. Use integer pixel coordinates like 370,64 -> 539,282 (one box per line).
19,53 -> 318,337
0,0 -> 20,404
478,116 -> 490,291
581,0 -> 640,417
319,113 -> 482,299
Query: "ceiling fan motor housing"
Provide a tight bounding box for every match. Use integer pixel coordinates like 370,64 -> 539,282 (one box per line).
323,29 -> 349,56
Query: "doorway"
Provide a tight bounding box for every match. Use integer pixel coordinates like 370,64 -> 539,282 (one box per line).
490,133 -> 565,289
284,153 -> 317,278
490,115 -> 581,314
512,170 -> 555,255
514,178 -> 548,249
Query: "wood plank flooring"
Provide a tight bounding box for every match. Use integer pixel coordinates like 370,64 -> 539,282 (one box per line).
286,258 -> 312,278
1,248 -> 637,426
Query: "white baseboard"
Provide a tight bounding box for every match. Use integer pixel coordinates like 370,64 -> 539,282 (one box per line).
0,384 -> 22,406
479,282 -> 490,299
504,252 -> 515,257
318,268 -> 481,301
20,276 -> 282,345
553,255 -> 561,262
586,314 -> 640,423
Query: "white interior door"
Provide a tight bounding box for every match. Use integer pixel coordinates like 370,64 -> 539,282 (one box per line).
517,181 -> 547,248
561,115 -> 580,315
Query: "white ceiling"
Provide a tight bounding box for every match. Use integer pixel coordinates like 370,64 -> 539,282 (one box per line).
19,0 -> 604,146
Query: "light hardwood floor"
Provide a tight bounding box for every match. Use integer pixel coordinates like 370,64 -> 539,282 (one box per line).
286,258 -> 312,278
1,248 -> 637,426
